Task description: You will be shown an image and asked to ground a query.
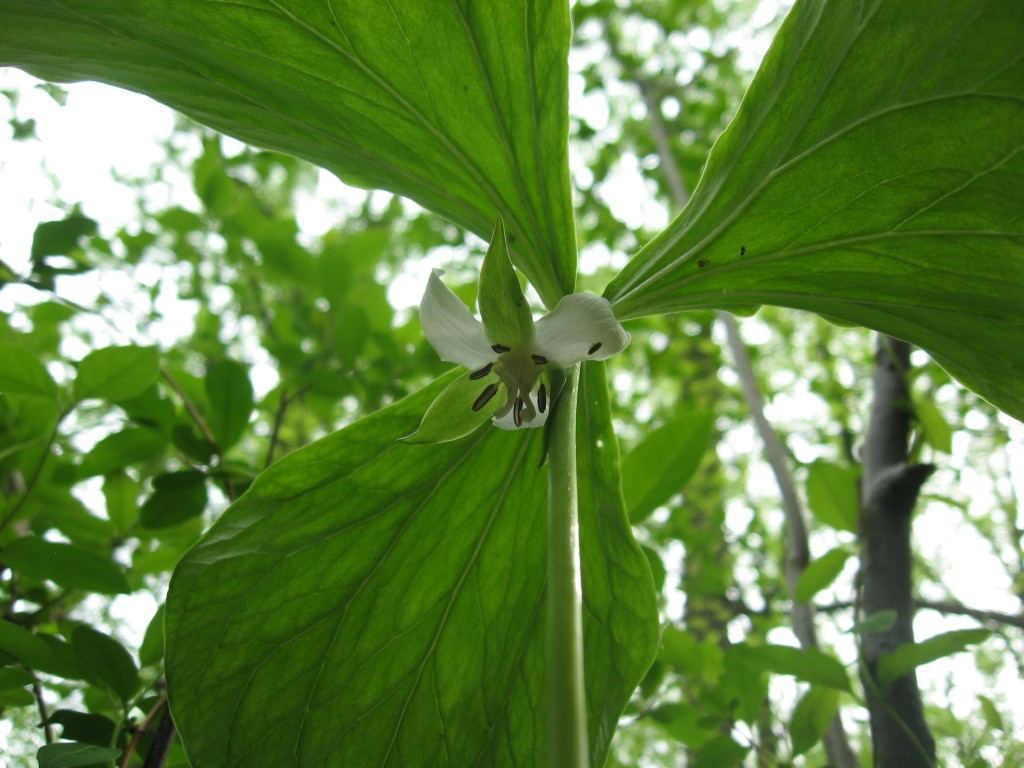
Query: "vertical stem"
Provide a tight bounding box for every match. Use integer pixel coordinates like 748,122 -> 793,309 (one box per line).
546,364 -> 589,768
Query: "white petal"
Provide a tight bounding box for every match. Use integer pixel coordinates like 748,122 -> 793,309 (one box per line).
420,269 -> 494,369
532,293 -> 630,368
493,404 -> 549,430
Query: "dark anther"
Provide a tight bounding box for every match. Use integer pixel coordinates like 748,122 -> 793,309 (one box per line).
513,397 -> 525,427
531,354 -> 548,365
588,342 -> 602,355
740,245 -> 746,255
538,383 -> 547,414
491,343 -> 510,354
472,383 -> 500,412
469,363 -> 493,380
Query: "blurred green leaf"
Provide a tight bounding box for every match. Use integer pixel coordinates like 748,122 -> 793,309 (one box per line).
693,734 -> 750,768
850,610 -> 898,635
605,1 -> 1024,422
102,471 -> 140,534
139,605 -> 165,668
139,471 -> 208,529
0,343 -> 58,398
805,460 -> 859,533
621,407 -> 716,522
72,626 -> 140,704
878,628 -> 990,687
37,742 -> 122,768
47,710 -> 117,748
734,643 -> 852,692
1,537 -> 129,595
78,427 -> 167,478
790,686 -> 839,756
795,546 -> 852,602
30,214 -> 96,261
0,620 -> 83,679
204,358 -> 254,451
0,0 -> 578,306
915,399 -> 953,454
74,345 -> 159,402
166,369 -> 655,768
0,666 -> 34,689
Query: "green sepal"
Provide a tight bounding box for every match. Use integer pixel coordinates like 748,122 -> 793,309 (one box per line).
479,217 -> 534,348
401,370 -> 500,444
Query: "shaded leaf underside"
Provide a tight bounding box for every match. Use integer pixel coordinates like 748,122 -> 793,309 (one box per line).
0,0 -> 577,305
165,366 -> 656,767
606,0 -> 1024,421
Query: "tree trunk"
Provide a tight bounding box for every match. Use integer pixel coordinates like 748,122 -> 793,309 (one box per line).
859,336 -> 935,767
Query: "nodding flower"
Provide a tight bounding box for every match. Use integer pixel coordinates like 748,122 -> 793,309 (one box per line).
412,219 -> 629,441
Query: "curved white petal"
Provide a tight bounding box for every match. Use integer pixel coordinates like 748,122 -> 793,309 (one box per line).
420,269 -> 494,368
493,404 -> 549,430
532,292 -> 630,368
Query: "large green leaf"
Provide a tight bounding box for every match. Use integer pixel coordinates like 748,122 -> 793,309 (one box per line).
165,371 -> 654,767
0,0 -> 576,305
605,0 -> 1024,421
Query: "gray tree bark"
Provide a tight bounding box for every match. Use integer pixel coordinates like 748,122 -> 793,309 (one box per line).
859,336 -> 935,767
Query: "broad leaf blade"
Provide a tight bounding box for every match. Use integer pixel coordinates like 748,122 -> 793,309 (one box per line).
1,537 -> 130,595
166,373 -> 651,767
877,628 -> 990,687
0,0 -> 577,305
577,362 -> 660,765
605,0 -> 1024,422
620,408 -> 716,522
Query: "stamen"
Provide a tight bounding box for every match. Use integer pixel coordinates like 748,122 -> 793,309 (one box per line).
491,343 -> 510,354
472,383 -> 500,412
469,363 -> 493,380
588,342 -> 602,355
538,383 -> 547,413
531,354 -> 548,365
513,397 -> 525,427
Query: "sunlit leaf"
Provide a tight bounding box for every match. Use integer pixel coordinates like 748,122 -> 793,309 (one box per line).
0,0 -> 577,305
166,372 -> 654,767
204,358 -> 254,452
605,0 -> 1024,422
915,399 -> 953,454
0,343 -> 58,398
74,345 -> 159,402
805,460 -> 859,533
795,546 -> 852,602
877,628 -> 990,687
850,610 -> 897,635
733,643 -> 852,692
621,407 -> 716,522
790,686 -> 839,756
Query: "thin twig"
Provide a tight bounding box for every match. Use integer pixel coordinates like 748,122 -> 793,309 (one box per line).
158,366 -> 236,501
31,677 -> 54,744
119,691 -> 168,768
0,412 -> 69,535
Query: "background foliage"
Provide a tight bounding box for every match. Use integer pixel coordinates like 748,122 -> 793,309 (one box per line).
2,0 -> 1023,766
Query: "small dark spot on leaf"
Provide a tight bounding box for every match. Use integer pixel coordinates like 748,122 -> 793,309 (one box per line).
740,245 -> 746,256
697,259 -> 707,268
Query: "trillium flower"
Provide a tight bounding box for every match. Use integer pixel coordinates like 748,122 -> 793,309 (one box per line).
406,218 -> 630,443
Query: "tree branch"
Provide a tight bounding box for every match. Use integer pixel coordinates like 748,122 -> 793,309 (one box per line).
859,335 -> 936,767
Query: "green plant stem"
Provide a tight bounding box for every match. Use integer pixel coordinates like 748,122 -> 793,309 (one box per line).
545,364 -> 589,768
